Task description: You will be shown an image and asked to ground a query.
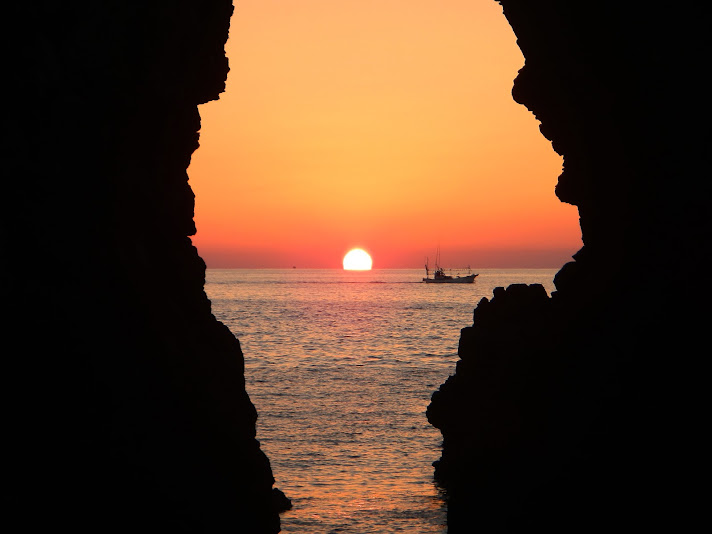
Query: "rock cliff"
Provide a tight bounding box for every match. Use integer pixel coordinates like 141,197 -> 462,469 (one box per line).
6,1 -> 286,531
428,1 -> 708,532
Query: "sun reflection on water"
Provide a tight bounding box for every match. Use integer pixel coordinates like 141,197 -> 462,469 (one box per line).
206,268 -> 558,533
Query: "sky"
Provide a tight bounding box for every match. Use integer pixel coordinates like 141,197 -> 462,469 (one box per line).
188,0 -> 582,269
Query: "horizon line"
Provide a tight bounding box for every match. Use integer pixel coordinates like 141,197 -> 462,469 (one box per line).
204,266 -> 564,270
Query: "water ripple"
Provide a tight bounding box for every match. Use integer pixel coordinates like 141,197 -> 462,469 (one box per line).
206,268 -> 557,533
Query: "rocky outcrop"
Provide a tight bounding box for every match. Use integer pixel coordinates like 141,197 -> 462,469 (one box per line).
428,2 -> 708,532
6,1 -> 286,531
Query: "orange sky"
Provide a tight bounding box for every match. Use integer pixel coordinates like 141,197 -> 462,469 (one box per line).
189,0 -> 582,268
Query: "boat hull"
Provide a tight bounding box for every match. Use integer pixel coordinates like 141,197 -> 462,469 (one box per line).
423,274 -> 477,284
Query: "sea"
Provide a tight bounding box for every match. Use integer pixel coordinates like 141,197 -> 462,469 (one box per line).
205,268 -> 559,533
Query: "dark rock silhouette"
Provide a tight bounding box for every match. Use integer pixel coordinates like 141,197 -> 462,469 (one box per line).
6,1 -> 287,531
6,0 -> 707,531
428,1 -> 707,532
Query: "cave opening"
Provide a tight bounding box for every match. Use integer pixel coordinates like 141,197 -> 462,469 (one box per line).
187,1 -> 581,532
10,0 -> 704,531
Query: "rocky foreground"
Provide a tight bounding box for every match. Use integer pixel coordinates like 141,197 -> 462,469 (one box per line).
428,1 -> 707,532
7,1 -> 287,531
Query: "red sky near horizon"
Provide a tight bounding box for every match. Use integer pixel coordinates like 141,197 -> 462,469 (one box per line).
189,0 -> 582,269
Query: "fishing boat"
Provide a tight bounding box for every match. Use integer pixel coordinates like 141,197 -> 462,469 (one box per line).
422,252 -> 478,284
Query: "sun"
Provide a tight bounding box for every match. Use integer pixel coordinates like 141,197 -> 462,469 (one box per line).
343,248 -> 373,270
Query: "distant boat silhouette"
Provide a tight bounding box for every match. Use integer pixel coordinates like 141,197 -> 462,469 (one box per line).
423,249 -> 477,284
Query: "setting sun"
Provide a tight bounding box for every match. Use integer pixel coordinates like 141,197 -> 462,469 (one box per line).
343,249 -> 373,271
189,0 -> 582,269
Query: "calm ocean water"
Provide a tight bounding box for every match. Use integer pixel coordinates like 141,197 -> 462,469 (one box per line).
205,268 -> 558,533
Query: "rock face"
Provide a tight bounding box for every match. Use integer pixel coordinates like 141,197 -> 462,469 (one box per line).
428,2 -> 707,532
6,1 -> 286,531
